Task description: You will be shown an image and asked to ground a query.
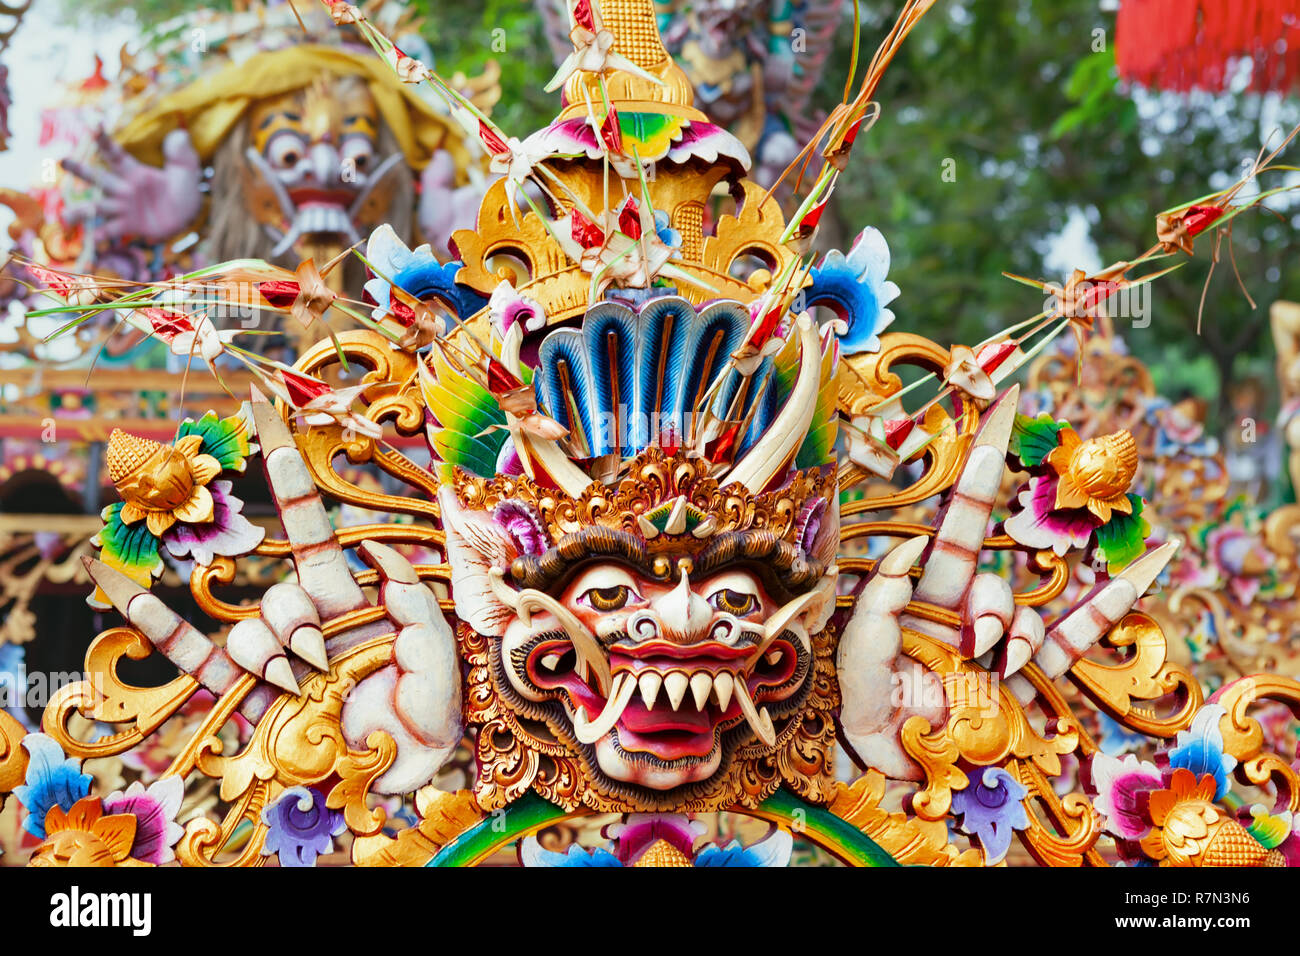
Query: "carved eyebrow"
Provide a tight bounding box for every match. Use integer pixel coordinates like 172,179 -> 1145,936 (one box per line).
700,569 -> 763,595
258,111 -> 302,130
693,531 -> 825,601
509,527 -> 653,592
508,527 -> 824,603
567,563 -> 640,592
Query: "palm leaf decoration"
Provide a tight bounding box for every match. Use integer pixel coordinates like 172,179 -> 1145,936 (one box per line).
419,345 -> 509,480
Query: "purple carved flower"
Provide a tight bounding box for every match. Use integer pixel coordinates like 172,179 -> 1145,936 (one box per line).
951,767 -> 1029,864
102,776 -> 185,865
260,786 -> 345,867
1003,474 -> 1097,556
163,480 -> 265,565
494,499 -> 547,556
1088,753 -> 1163,841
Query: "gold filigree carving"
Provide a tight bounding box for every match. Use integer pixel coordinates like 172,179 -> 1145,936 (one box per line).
825,770 -> 981,866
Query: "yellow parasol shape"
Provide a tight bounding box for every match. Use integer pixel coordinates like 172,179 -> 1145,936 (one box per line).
114,44 -> 471,177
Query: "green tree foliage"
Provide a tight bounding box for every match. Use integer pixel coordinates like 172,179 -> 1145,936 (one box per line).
822,0 -> 1299,424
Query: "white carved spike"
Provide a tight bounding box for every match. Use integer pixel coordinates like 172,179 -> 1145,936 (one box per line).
664,496 -> 688,535
228,617 -> 300,695
264,658 -> 300,695
692,515 -> 718,538
512,587 -> 612,695
863,535 -> 928,613
733,679 -> 776,747
287,627 -> 329,672
746,589 -> 819,669
572,673 -> 637,744
637,514 -> 661,539
1037,541 -> 1179,679
971,617 -> 1004,659
912,386 -> 1020,611
358,539 -> 420,586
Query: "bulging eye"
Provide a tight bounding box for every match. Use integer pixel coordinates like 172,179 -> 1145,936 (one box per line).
341,135 -> 374,173
581,585 -> 636,611
709,588 -> 757,616
266,131 -> 306,169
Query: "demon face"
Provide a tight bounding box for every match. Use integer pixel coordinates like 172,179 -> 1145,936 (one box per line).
438,457 -> 839,805
244,75 -> 405,258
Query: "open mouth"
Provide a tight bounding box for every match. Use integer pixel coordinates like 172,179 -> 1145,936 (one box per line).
287,188 -> 357,207
523,636 -> 801,762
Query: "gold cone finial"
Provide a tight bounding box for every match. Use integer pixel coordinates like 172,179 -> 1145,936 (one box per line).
559,0 -> 703,121
632,838 -> 694,867
106,429 -> 167,484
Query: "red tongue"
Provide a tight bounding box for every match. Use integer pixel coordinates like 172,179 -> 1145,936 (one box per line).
617,697 -> 716,759
619,696 -> 712,734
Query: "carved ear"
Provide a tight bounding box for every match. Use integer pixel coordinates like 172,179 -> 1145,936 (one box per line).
438,486 -> 519,637
798,495 -> 839,569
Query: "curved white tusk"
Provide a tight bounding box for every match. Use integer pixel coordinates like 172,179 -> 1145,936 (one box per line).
270,220 -> 305,259
245,146 -> 296,221
498,577 -> 613,695
745,590 -> 817,669
722,313 -> 823,494
572,672 -> 637,744
346,153 -> 405,218
733,679 -> 776,747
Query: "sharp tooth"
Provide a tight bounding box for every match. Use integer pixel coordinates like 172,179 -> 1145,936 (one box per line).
541,652 -> 562,671
733,679 -> 776,747
664,671 -> 689,710
690,672 -> 712,710
572,673 -> 637,744
638,671 -> 663,708
765,649 -> 781,666
713,672 -> 734,712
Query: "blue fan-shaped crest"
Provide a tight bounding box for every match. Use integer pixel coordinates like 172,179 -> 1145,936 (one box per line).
535,296 -> 775,460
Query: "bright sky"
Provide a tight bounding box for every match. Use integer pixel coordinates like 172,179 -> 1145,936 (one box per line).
0,0 -> 137,225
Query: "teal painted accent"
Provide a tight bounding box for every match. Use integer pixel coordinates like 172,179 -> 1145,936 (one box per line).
757,787 -> 901,867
